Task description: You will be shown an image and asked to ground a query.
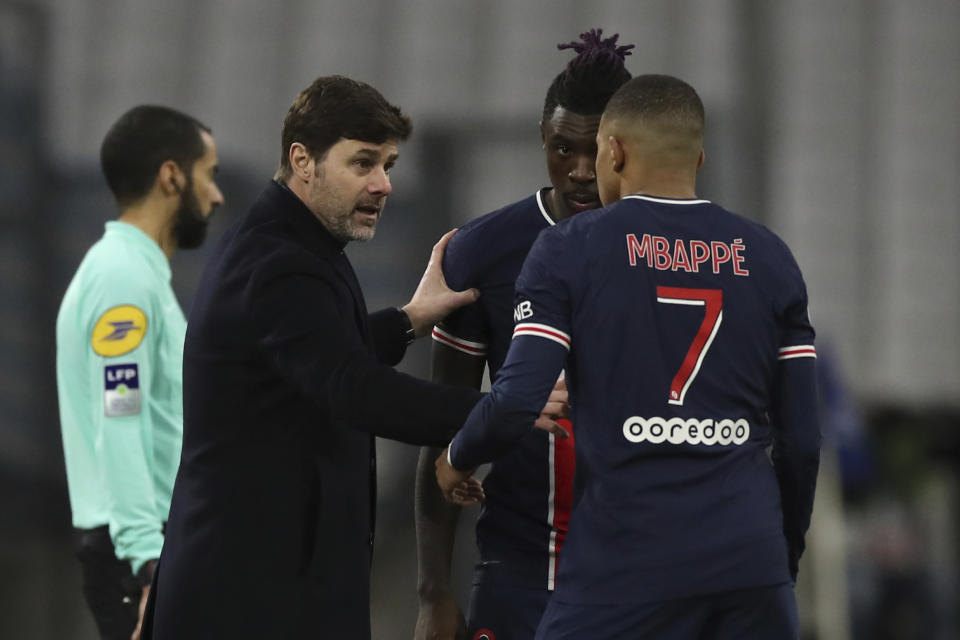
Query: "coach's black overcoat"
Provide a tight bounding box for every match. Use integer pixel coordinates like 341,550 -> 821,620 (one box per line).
144,181 -> 481,639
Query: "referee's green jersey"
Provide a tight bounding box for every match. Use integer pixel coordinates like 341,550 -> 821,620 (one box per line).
56,221 -> 186,574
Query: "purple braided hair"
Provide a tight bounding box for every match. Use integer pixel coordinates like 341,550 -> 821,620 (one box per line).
557,28 -> 634,70
542,27 -> 635,119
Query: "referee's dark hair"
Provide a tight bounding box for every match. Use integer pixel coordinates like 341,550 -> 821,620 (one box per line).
542,28 -> 635,121
277,75 -> 412,181
100,105 -> 210,207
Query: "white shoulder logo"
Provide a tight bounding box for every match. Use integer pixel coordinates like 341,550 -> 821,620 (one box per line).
513,300 -> 533,323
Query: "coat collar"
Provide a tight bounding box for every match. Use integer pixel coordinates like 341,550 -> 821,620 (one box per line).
263,180 -> 372,342
267,179 -> 347,254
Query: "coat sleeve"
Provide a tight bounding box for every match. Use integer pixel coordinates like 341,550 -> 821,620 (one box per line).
367,307 -> 410,366
246,264 -> 481,446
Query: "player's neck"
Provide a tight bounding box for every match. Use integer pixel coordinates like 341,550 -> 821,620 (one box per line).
543,188 -> 573,223
118,205 -> 177,260
622,170 -> 697,201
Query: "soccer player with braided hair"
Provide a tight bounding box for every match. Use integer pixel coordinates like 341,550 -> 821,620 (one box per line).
438,74 -> 820,639
414,29 -> 633,640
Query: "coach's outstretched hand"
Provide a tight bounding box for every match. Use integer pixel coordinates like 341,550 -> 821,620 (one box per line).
402,229 -> 479,338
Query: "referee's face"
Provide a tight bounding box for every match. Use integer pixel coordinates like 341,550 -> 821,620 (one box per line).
305,138 -> 399,243
173,130 -> 224,249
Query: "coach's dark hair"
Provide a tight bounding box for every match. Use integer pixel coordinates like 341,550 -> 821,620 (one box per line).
278,75 -> 412,179
542,28 -> 634,122
100,105 -> 210,207
604,74 -> 705,134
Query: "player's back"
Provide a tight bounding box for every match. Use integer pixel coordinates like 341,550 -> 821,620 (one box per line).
536,194 -> 813,604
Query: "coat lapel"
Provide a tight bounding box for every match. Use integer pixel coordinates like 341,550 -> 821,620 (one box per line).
267,181 -> 373,348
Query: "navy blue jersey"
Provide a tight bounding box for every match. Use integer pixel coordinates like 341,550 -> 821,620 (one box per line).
450,194 -> 821,605
434,189 -> 575,589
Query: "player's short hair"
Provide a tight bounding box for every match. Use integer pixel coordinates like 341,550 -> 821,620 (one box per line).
603,74 -> 705,138
278,75 -> 412,180
100,105 -> 210,207
542,28 -> 634,121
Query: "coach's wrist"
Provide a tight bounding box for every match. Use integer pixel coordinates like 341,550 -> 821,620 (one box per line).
395,307 -> 417,345
400,303 -> 432,339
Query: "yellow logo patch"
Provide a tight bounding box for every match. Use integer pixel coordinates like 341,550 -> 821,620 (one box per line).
91,305 -> 148,357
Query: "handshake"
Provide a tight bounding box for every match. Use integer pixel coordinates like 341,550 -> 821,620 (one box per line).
434,377 -> 570,505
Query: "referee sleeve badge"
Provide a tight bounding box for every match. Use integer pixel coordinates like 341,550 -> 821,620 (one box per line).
91,305 -> 148,357
104,363 -> 142,417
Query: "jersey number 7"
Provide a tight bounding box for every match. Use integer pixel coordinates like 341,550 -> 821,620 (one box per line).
656,287 -> 723,406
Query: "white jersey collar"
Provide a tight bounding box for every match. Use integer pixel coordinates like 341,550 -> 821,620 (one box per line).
535,189 -> 556,226
623,194 -> 711,205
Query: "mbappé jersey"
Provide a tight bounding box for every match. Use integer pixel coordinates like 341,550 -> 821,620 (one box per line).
450,194 -> 821,605
433,189 -> 574,589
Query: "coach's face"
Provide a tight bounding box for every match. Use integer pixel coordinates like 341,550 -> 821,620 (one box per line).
305,138 -> 398,243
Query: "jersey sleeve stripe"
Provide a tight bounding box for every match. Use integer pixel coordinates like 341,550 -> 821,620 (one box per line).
778,345 -> 817,360
513,323 -> 571,349
431,327 -> 487,356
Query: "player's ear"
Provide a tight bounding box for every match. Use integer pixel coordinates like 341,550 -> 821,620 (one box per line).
696,149 -> 705,172
289,142 -> 315,182
539,120 -> 546,147
609,136 -> 625,174
157,160 -> 184,196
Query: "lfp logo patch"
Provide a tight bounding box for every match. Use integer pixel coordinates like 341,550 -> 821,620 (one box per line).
104,364 -> 141,417
91,305 -> 147,357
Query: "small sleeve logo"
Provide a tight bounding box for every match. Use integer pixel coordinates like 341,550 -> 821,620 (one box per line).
513,300 -> 533,322
104,363 -> 141,417
91,305 -> 148,357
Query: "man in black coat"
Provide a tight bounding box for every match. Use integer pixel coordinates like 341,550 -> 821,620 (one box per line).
143,76 -> 564,639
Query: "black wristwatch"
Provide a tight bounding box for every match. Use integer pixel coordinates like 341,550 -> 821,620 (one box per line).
397,308 -> 416,345
136,559 -> 158,587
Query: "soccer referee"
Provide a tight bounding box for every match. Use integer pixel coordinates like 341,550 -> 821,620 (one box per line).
56,106 -> 223,640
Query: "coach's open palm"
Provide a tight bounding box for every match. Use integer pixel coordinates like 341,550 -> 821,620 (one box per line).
403,229 -> 480,337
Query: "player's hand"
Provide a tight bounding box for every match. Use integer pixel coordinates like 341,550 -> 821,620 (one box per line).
403,229 -> 480,337
533,376 -> 571,439
435,449 -> 484,506
131,585 -> 149,640
414,594 -> 468,640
